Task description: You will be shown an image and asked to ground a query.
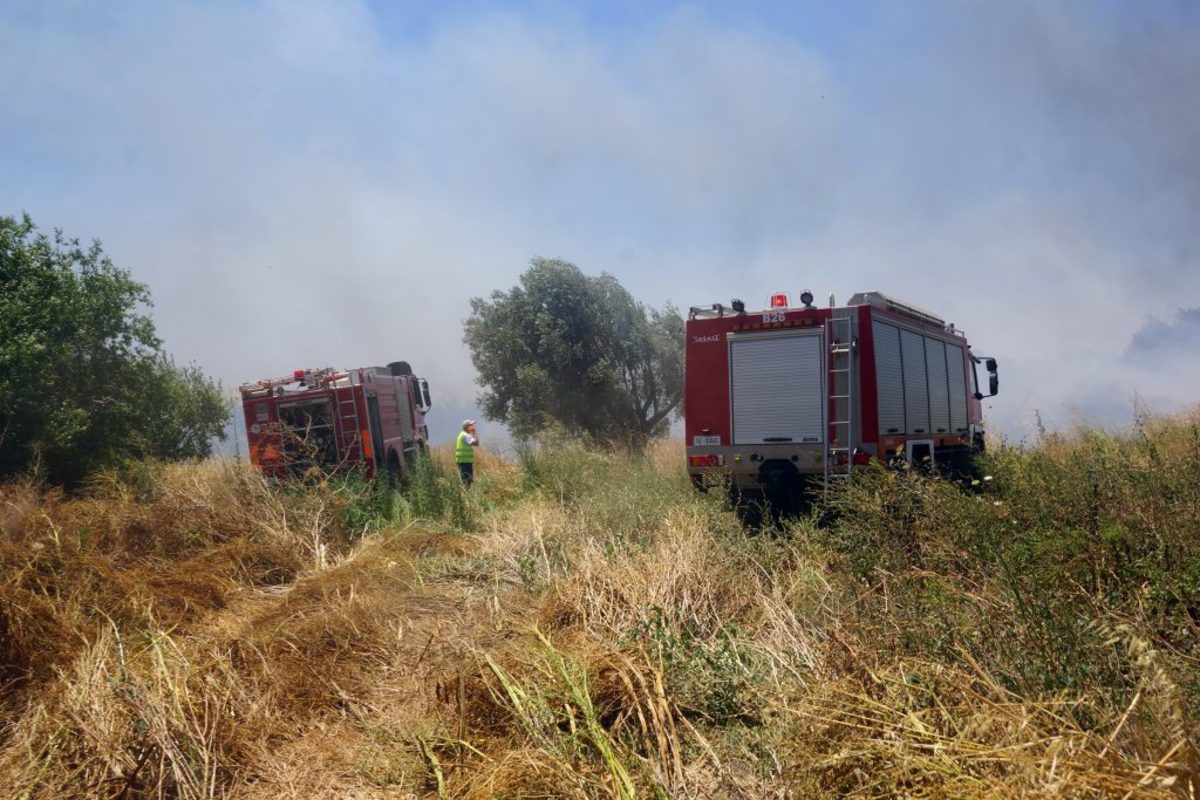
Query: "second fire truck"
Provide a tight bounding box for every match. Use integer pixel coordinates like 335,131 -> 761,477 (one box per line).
240,361 -> 432,482
685,290 -> 999,514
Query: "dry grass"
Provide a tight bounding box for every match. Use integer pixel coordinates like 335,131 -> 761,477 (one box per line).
2,422 -> 1198,797
0,460 -> 492,798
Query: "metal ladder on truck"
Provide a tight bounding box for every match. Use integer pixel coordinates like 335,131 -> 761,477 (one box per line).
824,310 -> 855,493
335,370 -> 365,469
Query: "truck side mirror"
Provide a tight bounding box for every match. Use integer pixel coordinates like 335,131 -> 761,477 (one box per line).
972,356 -> 1000,400
419,379 -> 432,410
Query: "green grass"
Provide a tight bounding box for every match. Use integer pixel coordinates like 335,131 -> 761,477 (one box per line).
818,418 -> 1200,718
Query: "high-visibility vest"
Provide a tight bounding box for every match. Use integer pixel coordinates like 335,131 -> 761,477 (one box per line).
455,431 -> 475,463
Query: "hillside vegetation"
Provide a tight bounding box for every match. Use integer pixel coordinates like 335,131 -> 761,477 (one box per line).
1,414 -> 1198,798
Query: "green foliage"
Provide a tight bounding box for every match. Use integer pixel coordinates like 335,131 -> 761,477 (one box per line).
463,258 -> 684,446
331,471 -> 400,535
516,429 -> 616,504
135,358 -> 229,461
0,214 -> 229,486
396,454 -> 473,530
518,435 -> 713,549
630,608 -> 763,724
301,459 -> 482,536
819,416 -> 1200,717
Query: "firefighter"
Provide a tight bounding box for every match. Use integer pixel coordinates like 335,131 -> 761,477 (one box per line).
455,420 -> 479,486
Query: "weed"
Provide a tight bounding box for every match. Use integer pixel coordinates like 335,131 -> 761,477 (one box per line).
628,608 -> 764,724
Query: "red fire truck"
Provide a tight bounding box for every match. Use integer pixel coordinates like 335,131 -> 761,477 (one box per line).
685,290 -> 998,514
239,362 -> 432,481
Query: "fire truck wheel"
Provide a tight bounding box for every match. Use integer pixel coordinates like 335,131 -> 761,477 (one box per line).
386,450 -> 402,488
729,487 -> 767,531
941,446 -> 983,487
405,442 -> 427,473
759,460 -> 807,523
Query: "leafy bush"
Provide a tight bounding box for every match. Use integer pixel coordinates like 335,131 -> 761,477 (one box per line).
0,214 -> 228,486
628,608 -> 764,723
820,415 -> 1200,717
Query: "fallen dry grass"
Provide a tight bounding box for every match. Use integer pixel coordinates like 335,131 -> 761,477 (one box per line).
2,422 -> 1198,797
0,461 -> 502,798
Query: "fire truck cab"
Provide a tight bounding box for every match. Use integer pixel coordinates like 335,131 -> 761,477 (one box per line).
685,291 -> 998,514
240,361 -> 432,482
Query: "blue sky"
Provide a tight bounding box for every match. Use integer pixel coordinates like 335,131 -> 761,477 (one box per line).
3,1 -> 1198,446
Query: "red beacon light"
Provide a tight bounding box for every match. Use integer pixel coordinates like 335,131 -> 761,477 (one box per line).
293,369 -> 307,381
769,292 -> 789,308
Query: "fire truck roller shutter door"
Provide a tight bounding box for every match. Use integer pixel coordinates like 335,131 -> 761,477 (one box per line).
925,337 -> 951,435
873,322 -> 905,436
366,395 -> 386,467
397,388 -> 415,438
900,328 -> 931,435
947,343 -> 969,433
729,332 -> 824,446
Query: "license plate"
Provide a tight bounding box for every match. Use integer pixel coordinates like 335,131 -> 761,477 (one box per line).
692,435 -> 721,446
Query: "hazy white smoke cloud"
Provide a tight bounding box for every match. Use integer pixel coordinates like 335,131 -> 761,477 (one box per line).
1,0 -> 1197,443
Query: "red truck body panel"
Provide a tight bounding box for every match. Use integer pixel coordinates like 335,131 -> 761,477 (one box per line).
684,292 -> 989,497
240,365 -> 430,480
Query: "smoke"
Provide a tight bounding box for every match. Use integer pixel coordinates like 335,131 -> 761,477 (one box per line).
2,1 -> 1197,443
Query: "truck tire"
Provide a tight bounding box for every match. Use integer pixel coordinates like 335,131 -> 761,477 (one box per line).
760,460 -> 807,521
939,445 -> 981,485
404,441 -> 426,471
386,449 -> 402,488
730,486 -> 767,531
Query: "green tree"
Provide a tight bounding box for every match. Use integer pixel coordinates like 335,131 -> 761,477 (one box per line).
464,258 -> 684,445
0,214 -> 229,486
